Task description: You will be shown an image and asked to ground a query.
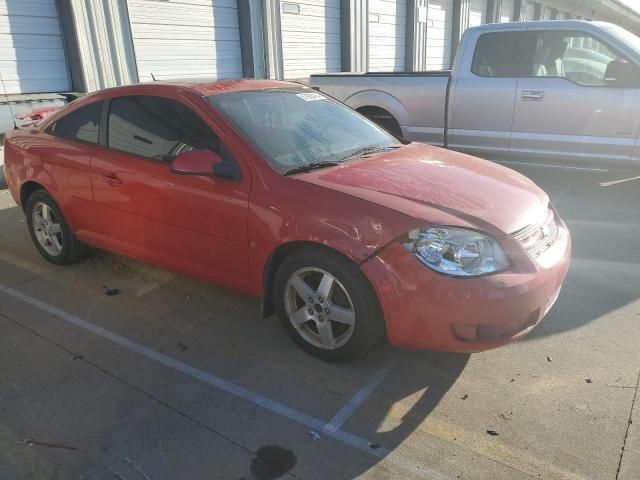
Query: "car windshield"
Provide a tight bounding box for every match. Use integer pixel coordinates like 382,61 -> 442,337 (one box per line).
208,89 -> 400,174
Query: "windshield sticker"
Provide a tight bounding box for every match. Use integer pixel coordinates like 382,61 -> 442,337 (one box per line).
296,92 -> 325,102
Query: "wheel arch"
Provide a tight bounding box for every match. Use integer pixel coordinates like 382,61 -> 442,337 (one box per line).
344,90 -> 409,129
20,181 -> 47,211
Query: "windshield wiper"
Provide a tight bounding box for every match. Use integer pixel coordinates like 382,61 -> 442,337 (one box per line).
340,145 -> 401,162
284,161 -> 342,176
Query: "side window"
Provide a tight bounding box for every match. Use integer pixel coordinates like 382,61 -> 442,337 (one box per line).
107,96 -> 221,162
49,102 -> 101,144
471,32 -> 523,77
530,31 -> 619,86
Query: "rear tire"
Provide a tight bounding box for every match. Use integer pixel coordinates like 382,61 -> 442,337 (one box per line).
25,190 -> 89,265
273,247 -> 384,362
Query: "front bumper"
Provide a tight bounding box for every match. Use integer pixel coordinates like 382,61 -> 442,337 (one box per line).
361,223 -> 571,352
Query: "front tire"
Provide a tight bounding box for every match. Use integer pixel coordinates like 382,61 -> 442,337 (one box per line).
25,190 -> 89,265
273,248 -> 384,362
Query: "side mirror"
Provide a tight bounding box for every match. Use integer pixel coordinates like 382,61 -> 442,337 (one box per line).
171,150 -> 222,176
605,59 -> 639,88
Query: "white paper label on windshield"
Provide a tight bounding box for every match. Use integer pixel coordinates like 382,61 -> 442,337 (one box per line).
296,92 -> 324,102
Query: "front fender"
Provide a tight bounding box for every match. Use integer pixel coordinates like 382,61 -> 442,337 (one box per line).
247,179 -> 422,297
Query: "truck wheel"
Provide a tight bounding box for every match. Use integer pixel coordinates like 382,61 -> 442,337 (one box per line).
273,248 -> 384,362
357,107 -> 403,139
25,190 -> 90,265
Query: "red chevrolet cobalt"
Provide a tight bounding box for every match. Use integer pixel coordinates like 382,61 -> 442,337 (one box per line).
3,80 -> 570,361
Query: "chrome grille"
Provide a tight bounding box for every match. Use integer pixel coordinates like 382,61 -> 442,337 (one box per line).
513,209 -> 559,258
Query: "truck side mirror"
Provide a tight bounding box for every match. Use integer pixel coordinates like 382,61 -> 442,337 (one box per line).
605,59 -> 639,88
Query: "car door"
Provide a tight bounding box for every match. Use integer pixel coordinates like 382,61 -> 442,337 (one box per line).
90,93 -> 251,290
510,28 -> 640,162
447,28 -> 524,156
39,101 -> 102,236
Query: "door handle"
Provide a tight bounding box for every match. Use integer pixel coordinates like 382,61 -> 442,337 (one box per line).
98,173 -> 122,186
521,91 -> 544,101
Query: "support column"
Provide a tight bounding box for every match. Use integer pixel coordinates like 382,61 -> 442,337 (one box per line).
341,0 -> 368,72
58,0 -> 138,92
451,0 -> 470,67
262,0 -> 283,79
238,0 -> 266,78
406,0 -> 429,71
487,0 -> 501,23
514,0 -> 524,21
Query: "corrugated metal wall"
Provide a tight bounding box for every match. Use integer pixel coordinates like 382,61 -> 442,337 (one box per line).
0,0 -> 70,94
523,1 -> 537,20
500,0 -> 516,22
70,0 -> 137,92
469,0 -> 488,28
368,0 -> 407,72
280,0 -> 341,79
127,0 -> 243,82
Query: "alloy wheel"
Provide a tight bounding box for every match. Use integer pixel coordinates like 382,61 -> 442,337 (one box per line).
32,201 -> 63,256
284,267 -> 356,350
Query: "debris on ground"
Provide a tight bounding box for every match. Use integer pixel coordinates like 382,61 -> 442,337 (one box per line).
486,430 -> 499,436
308,430 -> 320,441
499,413 -> 512,421
368,442 -> 380,450
585,378 -> 593,383
546,356 -> 552,362
103,287 -> 121,296
461,394 -> 468,400
17,438 -> 77,450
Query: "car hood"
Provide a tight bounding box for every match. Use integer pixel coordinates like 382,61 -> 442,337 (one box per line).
295,143 -> 549,236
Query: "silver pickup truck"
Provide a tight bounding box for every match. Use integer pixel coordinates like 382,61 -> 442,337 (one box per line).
310,20 -> 640,165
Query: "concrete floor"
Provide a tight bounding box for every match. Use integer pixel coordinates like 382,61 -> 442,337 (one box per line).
0,158 -> 638,480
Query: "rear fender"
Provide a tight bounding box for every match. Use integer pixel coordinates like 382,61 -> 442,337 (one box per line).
344,90 -> 410,127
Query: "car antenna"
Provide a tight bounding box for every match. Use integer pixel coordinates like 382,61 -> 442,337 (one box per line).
150,72 -> 157,81
0,71 -> 18,129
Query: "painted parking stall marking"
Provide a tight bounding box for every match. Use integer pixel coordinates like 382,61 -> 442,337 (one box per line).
0,282 -> 390,458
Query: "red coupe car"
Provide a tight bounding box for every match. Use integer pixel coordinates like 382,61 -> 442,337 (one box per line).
2,80 -> 571,361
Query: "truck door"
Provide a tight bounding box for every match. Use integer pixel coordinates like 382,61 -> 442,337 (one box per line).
447,29 -> 524,156
511,28 -> 640,162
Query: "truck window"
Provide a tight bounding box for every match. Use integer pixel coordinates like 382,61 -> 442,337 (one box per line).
528,31 -> 620,86
471,32 -> 523,77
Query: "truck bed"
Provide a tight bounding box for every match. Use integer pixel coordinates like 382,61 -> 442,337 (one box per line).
310,71 -> 451,146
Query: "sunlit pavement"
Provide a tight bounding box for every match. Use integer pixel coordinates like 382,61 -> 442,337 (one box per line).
0,157 -> 638,479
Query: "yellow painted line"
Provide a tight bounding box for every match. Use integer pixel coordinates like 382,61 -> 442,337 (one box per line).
599,175 -> 640,187
380,399 -> 587,480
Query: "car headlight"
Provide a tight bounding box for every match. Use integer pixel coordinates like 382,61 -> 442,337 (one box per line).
406,227 -> 509,277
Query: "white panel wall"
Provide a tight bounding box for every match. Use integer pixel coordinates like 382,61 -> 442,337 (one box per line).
0,0 -> 70,94
127,0 -> 243,82
425,0 -> 454,70
469,0 -> 488,28
280,0 -> 341,79
368,0 -> 406,71
500,0 -> 516,22
524,2 -> 537,20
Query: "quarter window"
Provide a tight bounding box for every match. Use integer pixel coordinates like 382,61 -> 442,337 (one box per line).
529,31 -> 619,86
471,32 -> 523,77
107,96 -> 220,162
49,102 -> 101,144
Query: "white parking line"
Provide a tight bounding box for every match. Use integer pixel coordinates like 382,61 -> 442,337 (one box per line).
0,282 -> 388,458
496,160 -> 608,172
599,175 -> 640,187
325,360 -> 396,433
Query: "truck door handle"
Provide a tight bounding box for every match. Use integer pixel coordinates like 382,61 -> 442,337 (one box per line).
521,91 -> 544,101
98,173 -> 122,186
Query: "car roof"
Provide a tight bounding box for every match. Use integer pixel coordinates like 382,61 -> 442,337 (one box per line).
468,19 -> 615,32
90,78 -> 305,99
